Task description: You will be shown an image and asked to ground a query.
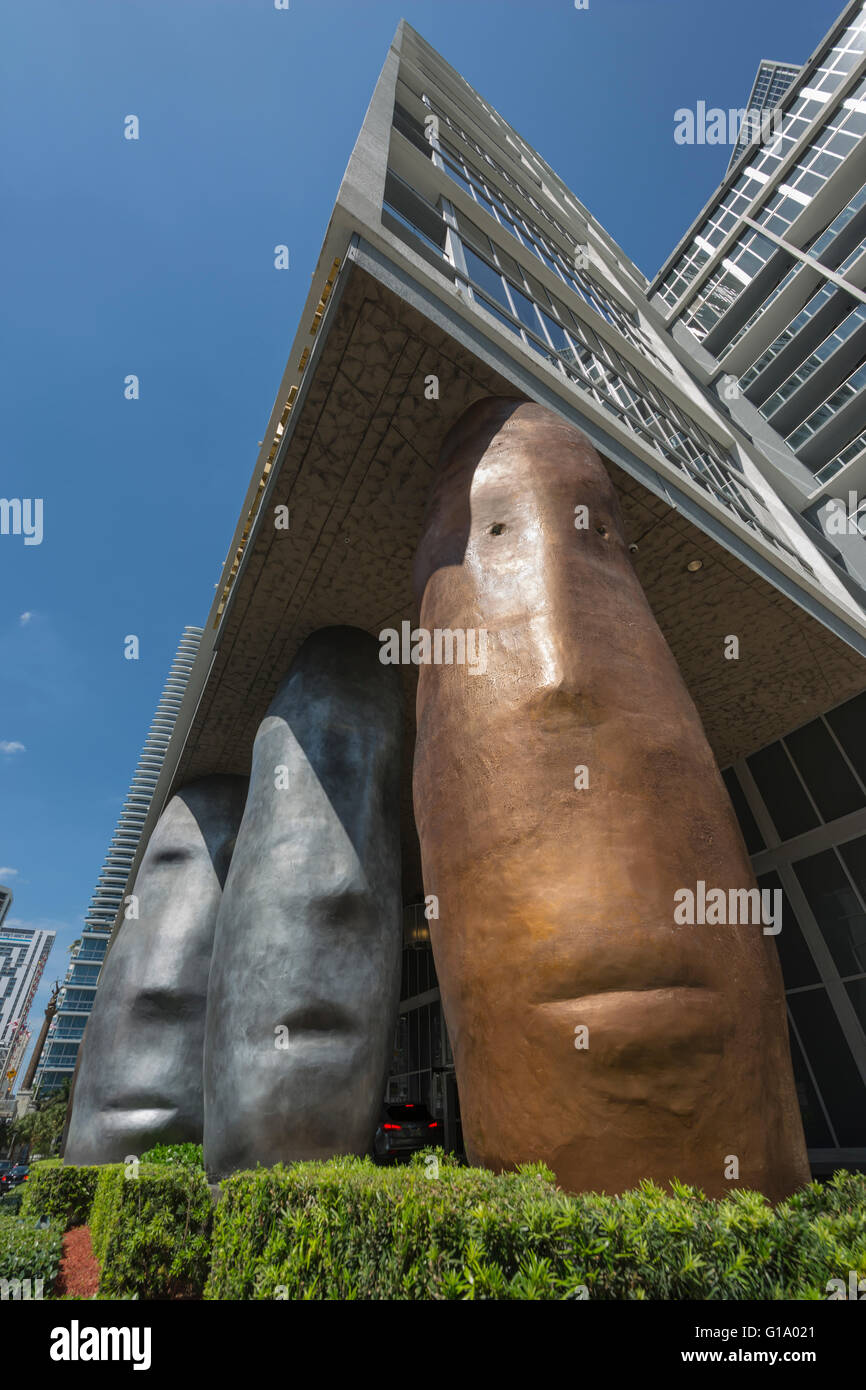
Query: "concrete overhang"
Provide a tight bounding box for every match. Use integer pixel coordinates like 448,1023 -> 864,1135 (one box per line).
159,240 -> 866,899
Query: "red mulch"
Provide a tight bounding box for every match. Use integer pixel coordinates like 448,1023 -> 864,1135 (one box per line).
54,1225 -> 100,1300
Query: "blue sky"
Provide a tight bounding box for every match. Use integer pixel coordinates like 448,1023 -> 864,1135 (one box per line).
1,0 -> 843,1079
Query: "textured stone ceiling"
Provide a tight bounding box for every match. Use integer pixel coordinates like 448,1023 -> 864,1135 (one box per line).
174,262 -> 866,897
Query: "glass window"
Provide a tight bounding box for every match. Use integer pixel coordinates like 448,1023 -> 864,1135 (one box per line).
787,1021 -> 834,1148
721,767 -> 766,854
507,283 -> 542,334
537,307 -> 571,354
837,835 -> 866,915
758,870 -> 819,988
409,1007 -> 420,1071
793,848 -> 866,977
57,991 -> 94,1011
391,1014 -> 407,1076
747,742 -> 820,840
523,270 -> 553,309
383,203 -> 447,259
784,719 -> 864,822
787,988 -> 866,1146
431,1001 -> 443,1068
473,290 -> 522,338
408,949 -> 418,998
68,966 -> 99,986
493,244 -> 522,282
463,246 -> 509,308
845,976 -> 866,1035
442,157 -> 474,198
826,691 -> 866,787
473,189 -> 496,221
455,211 -> 493,258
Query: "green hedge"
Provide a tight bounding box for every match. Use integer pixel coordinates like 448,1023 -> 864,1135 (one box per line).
88,1165 -> 123,1269
21,1160 -> 101,1232
90,1163 -> 214,1299
140,1142 -> 204,1171
0,1211 -> 63,1296
205,1153 -> 866,1300
19,1151 -> 866,1300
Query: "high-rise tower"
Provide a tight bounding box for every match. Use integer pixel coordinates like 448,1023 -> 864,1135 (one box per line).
34,627 -> 204,1095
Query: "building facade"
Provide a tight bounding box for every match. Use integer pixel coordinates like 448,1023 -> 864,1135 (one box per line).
652,1 -> 866,586
34,627 -> 205,1096
2,1024 -> 30,1097
727,59 -> 802,176
0,920 -> 54,1088
85,14 -> 866,1174
648,0 -> 866,1169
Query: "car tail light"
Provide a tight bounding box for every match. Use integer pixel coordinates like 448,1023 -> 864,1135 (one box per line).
382,1123 -> 401,1131
428,1122 -> 438,1129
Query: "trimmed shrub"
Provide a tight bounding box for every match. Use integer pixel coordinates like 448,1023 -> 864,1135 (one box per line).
21,1160 -> 101,1232
91,1163 -> 213,1299
206,1154 -> 866,1301
140,1143 -> 204,1171
0,1190 -> 23,1216
0,1211 -> 63,1296
88,1165 -> 124,1268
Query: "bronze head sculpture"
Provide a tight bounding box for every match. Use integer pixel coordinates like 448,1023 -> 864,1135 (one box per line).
412,396 -> 809,1200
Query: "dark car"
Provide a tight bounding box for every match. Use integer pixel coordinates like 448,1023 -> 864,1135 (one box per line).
0,1160 -> 12,1192
4,1164 -> 30,1188
373,1103 -> 439,1162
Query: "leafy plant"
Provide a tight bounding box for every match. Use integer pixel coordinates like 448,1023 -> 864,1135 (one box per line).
21,1161 -> 101,1231
205,1156 -> 866,1301
9,1080 -> 71,1160
139,1142 -> 204,1171
0,1211 -> 63,1293
90,1163 -> 213,1299
44,1154 -> 866,1301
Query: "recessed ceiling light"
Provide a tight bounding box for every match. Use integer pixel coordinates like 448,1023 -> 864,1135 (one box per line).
686,559 -> 703,572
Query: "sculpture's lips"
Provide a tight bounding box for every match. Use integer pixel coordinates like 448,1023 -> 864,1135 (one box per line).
534,986 -> 726,1050
103,1097 -> 178,1115
277,1001 -> 357,1035
535,985 -> 713,1009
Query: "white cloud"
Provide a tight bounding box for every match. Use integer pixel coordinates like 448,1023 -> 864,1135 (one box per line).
0,867 -> 18,878
0,741 -> 25,754
19,612 -> 32,626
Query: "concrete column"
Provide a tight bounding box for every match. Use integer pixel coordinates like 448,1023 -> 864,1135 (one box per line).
203,626 -> 403,1178
412,396 -> 809,1200
64,775 -> 248,1164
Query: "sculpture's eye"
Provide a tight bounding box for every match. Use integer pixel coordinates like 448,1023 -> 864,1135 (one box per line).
153,848 -> 189,866
489,523 -> 506,536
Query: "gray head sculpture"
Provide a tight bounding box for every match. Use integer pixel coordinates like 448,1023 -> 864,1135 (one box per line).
64,774 -> 248,1165
203,625 -> 404,1178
